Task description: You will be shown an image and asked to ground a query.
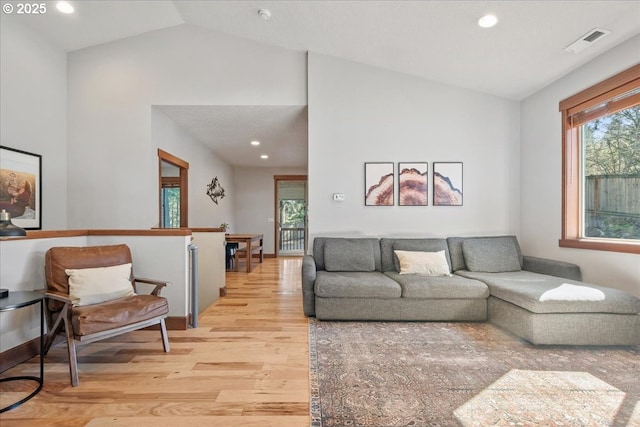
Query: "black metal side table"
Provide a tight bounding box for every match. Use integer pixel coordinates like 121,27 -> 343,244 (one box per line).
0,291 -> 44,413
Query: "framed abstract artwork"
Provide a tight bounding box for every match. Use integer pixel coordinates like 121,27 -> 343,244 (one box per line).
398,162 -> 428,206
433,162 -> 463,206
365,162 -> 394,206
0,146 -> 42,229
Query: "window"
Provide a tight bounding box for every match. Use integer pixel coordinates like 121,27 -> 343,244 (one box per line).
559,64 -> 640,254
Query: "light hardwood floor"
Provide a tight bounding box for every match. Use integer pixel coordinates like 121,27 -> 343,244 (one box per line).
0,257 -> 309,427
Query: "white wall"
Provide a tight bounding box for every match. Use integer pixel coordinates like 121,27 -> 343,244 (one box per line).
0,17 -> 67,230
151,108 -> 235,228
520,35 -> 640,297
233,166 -> 307,254
307,52 -> 521,240
67,24 -> 306,229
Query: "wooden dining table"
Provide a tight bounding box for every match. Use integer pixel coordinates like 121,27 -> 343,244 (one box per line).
225,233 -> 264,273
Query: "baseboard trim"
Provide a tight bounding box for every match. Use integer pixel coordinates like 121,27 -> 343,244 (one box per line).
166,316 -> 189,330
0,336 -> 42,373
248,253 -> 274,259
146,316 -> 188,331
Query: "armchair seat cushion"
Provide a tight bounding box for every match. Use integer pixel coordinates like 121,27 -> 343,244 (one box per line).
71,294 -> 169,336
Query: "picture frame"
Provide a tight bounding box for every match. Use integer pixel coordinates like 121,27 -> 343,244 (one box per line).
433,162 -> 463,206
365,162 -> 394,206
398,162 -> 428,206
0,146 -> 42,229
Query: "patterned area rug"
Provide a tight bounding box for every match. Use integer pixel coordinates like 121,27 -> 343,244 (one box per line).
308,320 -> 640,427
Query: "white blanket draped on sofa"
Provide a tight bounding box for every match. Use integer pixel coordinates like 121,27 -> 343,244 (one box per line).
539,283 -> 606,302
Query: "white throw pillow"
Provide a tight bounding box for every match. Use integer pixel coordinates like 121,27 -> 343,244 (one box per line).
66,263 -> 135,306
394,250 -> 451,276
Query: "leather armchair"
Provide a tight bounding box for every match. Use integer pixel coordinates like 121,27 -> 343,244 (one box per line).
43,244 -> 170,386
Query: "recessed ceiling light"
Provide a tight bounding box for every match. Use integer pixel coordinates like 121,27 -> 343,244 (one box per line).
478,14 -> 498,29
251,140 -> 261,146
56,1 -> 74,14
260,154 -> 269,159
258,8 -> 271,21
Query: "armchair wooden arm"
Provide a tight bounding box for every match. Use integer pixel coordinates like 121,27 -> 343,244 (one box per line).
133,277 -> 170,296
44,290 -> 73,304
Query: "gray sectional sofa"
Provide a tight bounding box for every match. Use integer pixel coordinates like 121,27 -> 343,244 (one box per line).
301,236 -> 640,345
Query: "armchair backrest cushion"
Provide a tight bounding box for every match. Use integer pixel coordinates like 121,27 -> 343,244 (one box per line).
45,244 -> 134,311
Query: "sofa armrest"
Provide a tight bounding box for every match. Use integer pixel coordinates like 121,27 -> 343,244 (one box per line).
522,256 -> 583,281
302,255 -> 317,317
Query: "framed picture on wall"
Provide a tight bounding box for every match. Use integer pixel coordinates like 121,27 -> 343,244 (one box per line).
433,162 -> 463,206
0,146 -> 42,229
365,162 -> 394,206
398,162 -> 428,206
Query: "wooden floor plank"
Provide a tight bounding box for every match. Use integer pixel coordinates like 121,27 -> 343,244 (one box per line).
0,257 -> 309,426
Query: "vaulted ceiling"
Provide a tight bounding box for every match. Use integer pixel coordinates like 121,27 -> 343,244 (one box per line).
7,1 -> 640,167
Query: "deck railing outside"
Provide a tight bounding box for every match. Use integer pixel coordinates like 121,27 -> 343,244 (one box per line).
280,227 -> 305,252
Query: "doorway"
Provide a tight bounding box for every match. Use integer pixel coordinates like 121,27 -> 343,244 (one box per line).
158,149 -> 189,228
274,175 -> 307,256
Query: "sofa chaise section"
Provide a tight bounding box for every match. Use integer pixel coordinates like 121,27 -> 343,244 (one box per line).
448,236 -> 640,345
456,269 -> 640,345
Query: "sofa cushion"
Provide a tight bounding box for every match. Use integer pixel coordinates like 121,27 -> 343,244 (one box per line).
380,238 -> 450,272
313,237 -> 382,271
447,236 -> 523,272
323,239 -> 376,272
446,237 -> 467,271
462,236 -> 523,272
394,250 -> 450,276
456,270 -> 640,314
385,272 -> 489,299
315,271 -> 401,298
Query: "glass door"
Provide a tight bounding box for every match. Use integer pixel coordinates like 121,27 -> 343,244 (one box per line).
276,179 -> 307,256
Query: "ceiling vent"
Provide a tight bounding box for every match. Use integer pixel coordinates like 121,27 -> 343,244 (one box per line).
564,28 -> 611,53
